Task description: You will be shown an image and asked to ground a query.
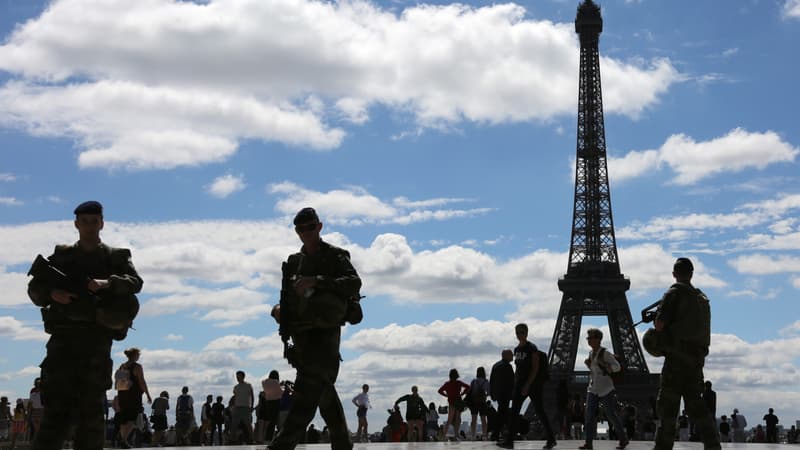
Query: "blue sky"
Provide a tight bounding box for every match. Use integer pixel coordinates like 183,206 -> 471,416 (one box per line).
1,0 -> 800,431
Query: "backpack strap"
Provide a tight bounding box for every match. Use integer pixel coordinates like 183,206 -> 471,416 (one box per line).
596,348 -> 612,376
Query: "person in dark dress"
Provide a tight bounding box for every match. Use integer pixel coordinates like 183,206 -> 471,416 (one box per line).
117,347 -> 152,448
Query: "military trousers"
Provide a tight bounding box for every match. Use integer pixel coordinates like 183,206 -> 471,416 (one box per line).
654,356 -> 720,450
270,328 -> 352,450
34,333 -> 112,450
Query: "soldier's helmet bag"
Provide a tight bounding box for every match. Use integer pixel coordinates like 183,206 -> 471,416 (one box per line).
642,327 -> 664,358
345,296 -> 363,325
309,291 -> 348,328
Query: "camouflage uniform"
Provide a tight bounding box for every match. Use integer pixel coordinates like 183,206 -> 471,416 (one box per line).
653,282 -> 720,450
28,242 -> 143,450
270,240 -> 360,450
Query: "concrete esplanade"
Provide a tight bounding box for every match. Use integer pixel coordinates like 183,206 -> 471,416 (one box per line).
50,441 -> 797,450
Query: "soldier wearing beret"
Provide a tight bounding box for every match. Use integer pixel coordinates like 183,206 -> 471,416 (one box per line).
269,207 -> 361,450
27,201 -> 143,450
652,258 -> 720,450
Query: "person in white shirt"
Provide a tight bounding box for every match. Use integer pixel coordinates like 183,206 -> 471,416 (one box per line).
731,408 -> 747,442
351,384 -> 371,442
579,328 -> 628,450
232,370 -> 255,444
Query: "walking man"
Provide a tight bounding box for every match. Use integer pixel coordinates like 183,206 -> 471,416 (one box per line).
578,328 -> 628,450
489,349 -> 514,442
269,207 -> 361,450
498,323 -> 556,449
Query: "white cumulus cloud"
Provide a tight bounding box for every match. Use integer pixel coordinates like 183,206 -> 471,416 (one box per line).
784,0 -> 800,19
728,254 -> 800,275
0,197 -> 23,206
0,0 -> 682,171
608,128 -> 798,185
618,193 -> 800,244
0,316 -> 47,341
0,272 -> 31,307
779,320 -> 800,336
206,174 -> 246,199
269,182 -> 491,226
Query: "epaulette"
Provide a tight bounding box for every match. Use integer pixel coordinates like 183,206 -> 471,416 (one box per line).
54,244 -> 74,253
106,246 -> 132,261
669,282 -> 694,293
321,241 -> 351,259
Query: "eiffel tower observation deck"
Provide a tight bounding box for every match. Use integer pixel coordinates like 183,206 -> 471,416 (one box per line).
544,0 -> 660,429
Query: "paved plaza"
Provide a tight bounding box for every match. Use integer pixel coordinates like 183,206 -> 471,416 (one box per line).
0,441 -> 795,450
79,442 -> 793,450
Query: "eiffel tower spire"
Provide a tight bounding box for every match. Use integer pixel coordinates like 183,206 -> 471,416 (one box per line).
547,0 -> 654,385
568,0 -> 620,279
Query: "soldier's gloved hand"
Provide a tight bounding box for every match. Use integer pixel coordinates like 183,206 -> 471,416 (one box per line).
51,289 -> 76,304
87,278 -> 110,292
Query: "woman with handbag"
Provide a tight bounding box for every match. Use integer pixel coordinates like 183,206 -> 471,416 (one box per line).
116,347 -> 152,448
437,368 -> 470,440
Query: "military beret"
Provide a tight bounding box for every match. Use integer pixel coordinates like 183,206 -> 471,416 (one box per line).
673,257 -> 693,274
293,207 -> 319,225
74,200 -> 103,215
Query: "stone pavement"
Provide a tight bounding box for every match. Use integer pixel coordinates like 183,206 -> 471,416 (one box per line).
91,441 -> 792,450
0,440 -> 792,450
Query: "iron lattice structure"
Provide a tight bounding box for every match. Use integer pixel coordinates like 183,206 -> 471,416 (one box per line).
547,1 -> 654,390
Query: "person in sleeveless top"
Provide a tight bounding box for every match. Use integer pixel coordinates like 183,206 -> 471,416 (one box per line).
117,347 -> 152,448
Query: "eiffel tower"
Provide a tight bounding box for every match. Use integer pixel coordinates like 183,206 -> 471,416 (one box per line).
545,0 -> 659,433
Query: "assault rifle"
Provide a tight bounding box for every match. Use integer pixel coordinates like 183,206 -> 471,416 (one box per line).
27,254 -> 100,306
633,299 -> 662,327
29,253 -> 140,338
277,260 -> 302,367
28,254 -> 106,329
